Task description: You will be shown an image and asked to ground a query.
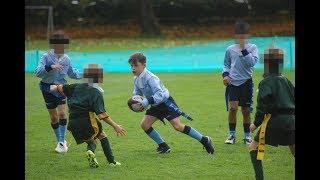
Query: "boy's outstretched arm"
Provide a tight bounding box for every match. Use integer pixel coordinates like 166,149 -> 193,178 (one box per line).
91,91 -> 126,136
98,113 -> 126,136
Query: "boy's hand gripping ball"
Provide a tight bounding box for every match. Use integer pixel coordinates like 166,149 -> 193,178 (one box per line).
127,95 -> 146,112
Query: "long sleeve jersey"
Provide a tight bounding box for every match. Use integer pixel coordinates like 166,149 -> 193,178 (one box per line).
253,75 -> 295,128
132,68 -> 169,105
34,49 -> 82,85
222,43 -> 259,86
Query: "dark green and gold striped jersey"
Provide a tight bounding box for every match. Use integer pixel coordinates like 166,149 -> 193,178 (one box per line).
63,83 -> 107,118
254,75 -> 295,129
62,83 -> 109,143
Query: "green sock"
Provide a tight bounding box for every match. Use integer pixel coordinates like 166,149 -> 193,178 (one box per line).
87,141 -> 97,152
250,150 -> 264,180
100,137 -> 115,163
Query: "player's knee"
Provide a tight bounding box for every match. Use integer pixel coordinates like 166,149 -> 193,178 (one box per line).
141,116 -> 154,130
249,141 -> 258,151
173,123 -> 184,132
229,106 -> 238,112
241,107 -> 250,114
58,112 -> 66,119
49,114 -> 59,123
140,121 -> 149,131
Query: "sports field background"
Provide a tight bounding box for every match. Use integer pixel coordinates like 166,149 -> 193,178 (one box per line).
25,36 -> 295,73
25,0 -> 295,178
25,69 -> 295,179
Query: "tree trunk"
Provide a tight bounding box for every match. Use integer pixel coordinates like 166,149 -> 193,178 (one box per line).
137,0 -> 160,36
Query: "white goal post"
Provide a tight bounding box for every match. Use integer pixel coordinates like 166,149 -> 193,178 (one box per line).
25,5 -> 54,40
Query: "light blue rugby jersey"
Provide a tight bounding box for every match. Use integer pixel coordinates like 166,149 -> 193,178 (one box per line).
34,49 -> 82,85
222,43 -> 259,86
132,68 -> 169,105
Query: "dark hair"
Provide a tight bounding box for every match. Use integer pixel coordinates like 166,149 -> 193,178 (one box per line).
263,47 -> 284,77
235,20 -> 250,34
49,30 -> 69,44
83,64 -> 103,83
128,52 -> 146,65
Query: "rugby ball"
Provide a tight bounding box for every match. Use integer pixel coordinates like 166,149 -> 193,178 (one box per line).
127,95 -> 146,112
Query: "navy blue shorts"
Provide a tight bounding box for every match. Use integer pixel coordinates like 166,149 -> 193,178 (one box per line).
41,91 -> 66,109
227,78 -> 253,107
145,96 -> 180,121
39,82 -> 66,109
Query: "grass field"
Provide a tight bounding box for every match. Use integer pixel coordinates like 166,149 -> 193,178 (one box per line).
25,70 -> 295,180
25,37 -> 225,52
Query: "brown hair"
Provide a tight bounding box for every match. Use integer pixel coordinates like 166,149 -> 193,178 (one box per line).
83,64 -> 103,83
49,30 -> 69,44
235,20 -> 250,34
128,52 -> 146,65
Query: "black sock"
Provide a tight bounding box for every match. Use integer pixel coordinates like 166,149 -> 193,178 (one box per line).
159,142 -> 168,148
200,136 -> 208,145
229,123 -> 236,132
59,119 -> 67,126
243,123 -> 250,133
51,122 -> 59,129
100,137 -> 115,163
182,125 -> 191,135
250,150 -> 264,180
87,141 -> 97,152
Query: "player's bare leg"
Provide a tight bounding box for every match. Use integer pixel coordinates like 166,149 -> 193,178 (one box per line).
141,115 -> 170,153
140,115 -> 157,131
169,117 -> 185,132
48,108 -> 59,124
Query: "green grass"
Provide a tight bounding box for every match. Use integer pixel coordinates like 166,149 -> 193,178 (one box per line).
25,37 -> 225,52
25,70 -> 295,179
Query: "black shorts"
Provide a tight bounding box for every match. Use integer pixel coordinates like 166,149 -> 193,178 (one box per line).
254,115 -> 295,146
68,113 -> 103,145
41,91 -> 66,109
145,96 -> 180,121
227,78 -> 253,107
40,81 -> 66,109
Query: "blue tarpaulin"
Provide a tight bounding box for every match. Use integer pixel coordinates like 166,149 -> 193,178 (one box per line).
25,36 -> 295,73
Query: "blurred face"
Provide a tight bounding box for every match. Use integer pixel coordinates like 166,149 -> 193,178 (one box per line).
130,61 -> 145,76
235,34 -> 249,44
87,78 -> 103,84
50,44 -> 69,56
